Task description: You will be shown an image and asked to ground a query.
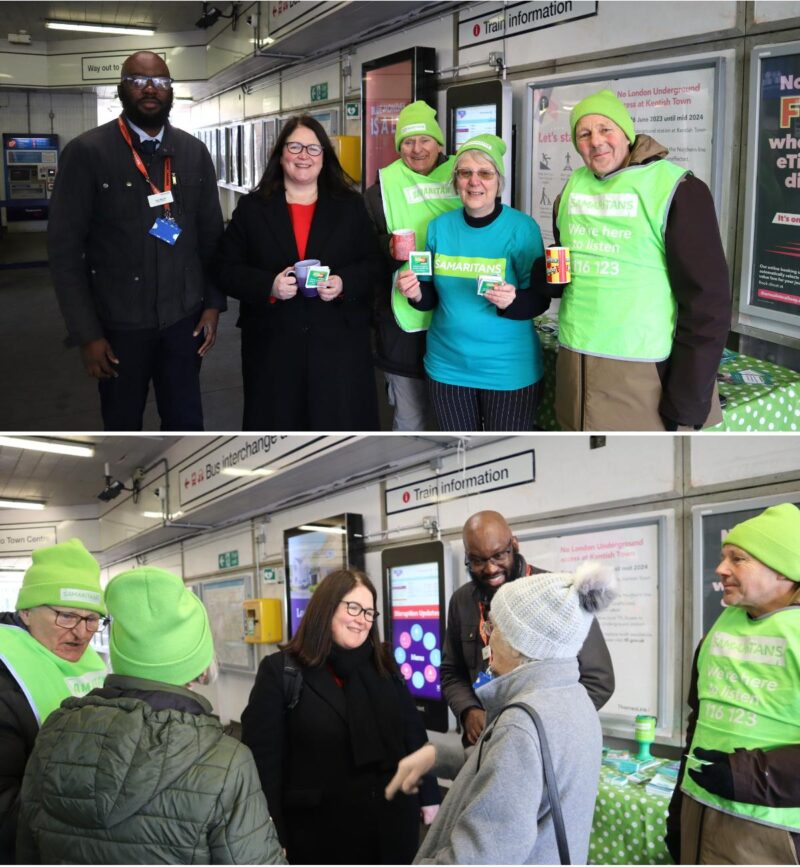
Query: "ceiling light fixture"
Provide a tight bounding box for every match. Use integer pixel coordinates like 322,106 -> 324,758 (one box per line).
221,467 -> 275,477
0,498 -> 46,511
45,20 -> 155,36
298,524 -> 347,534
0,436 -> 95,458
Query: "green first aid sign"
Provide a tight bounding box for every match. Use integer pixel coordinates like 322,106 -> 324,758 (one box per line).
346,101 -> 360,119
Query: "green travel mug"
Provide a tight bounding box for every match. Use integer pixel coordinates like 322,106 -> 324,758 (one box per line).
634,714 -> 657,760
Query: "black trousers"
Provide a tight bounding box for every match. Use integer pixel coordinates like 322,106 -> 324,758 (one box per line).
98,314 -> 204,431
428,377 -> 542,431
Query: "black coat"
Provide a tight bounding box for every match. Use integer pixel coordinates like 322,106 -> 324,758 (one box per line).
0,613 -> 38,864
363,179 -> 427,379
214,189 -> 382,430
47,117 -> 225,345
241,650 -> 437,865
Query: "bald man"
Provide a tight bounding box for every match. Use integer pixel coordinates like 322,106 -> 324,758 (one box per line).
48,51 -> 225,431
441,511 -> 615,747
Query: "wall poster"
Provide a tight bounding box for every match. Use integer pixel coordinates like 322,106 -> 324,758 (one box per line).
518,511 -> 676,737
527,59 -> 722,246
196,574 -> 256,673
740,43 -> 800,330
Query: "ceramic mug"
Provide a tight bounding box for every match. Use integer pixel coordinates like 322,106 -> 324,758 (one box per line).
288,259 -> 322,297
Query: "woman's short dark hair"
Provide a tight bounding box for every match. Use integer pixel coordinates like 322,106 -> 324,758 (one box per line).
254,114 -> 356,199
285,569 -> 393,676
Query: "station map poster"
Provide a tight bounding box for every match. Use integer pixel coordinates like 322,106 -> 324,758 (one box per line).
197,575 -> 256,672
746,48 -> 800,319
521,517 -> 667,723
530,64 -> 717,246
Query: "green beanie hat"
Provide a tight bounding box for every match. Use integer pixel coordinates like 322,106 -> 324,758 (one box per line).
723,503 -> 800,582
455,134 -> 507,176
107,567 -> 214,686
570,89 -> 636,147
395,100 -> 444,150
17,538 -> 105,615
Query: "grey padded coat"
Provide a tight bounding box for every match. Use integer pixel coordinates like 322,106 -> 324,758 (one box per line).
16,675 -> 285,865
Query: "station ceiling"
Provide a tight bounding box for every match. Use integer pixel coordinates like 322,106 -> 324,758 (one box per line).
5,1 -> 210,43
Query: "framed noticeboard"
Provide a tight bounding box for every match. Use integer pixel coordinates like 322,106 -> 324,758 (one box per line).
524,54 -> 727,246
739,42 -> 800,335
691,492 -> 800,646
514,510 -> 676,738
284,513 -> 364,639
195,574 -> 256,673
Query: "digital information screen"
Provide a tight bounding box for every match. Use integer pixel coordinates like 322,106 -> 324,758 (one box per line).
284,513 -> 364,639
286,529 -> 346,636
389,561 -> 442,701
453,104 -> 497,149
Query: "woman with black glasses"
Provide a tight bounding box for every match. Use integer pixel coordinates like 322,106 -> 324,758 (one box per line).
214,115 -> 382,430
397,133 -> 550,431
242,569 -> 439,864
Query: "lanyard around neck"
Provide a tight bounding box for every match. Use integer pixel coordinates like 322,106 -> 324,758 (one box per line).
117,116 -> 172,213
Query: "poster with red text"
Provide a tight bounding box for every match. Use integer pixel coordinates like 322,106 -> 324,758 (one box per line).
748,51 -> 800,318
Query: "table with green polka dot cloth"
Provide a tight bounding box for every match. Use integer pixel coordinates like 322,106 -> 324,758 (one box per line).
588,765 -> 673,865
532,321 -> 800,432
709,351 -> 800,431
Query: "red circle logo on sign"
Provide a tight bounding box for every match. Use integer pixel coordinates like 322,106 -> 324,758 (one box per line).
473,23 -> 481,36
402,491 -> 410,503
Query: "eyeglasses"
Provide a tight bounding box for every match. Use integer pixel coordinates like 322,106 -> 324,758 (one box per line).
121,75 -> 174,91
44,605 -> 109,633
285,141 -> 324,156
465,539 -> 514,571
455,168 -> 497,181
340,600 -> 379,623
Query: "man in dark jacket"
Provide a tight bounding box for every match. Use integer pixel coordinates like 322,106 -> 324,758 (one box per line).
441,510 -> 615,747
48,51 -> 225,431
0,539 -> 107,863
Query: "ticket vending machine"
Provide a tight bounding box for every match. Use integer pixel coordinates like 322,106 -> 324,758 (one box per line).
2,133 -> 59,221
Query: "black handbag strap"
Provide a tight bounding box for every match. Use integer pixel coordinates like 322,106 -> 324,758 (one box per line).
477,701 -> 571,865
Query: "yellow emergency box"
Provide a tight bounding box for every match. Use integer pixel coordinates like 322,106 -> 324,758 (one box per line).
243,598 -> 282,644
331,135 -> 361,183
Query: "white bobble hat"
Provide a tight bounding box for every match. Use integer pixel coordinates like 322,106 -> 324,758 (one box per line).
491,561 -> 618,660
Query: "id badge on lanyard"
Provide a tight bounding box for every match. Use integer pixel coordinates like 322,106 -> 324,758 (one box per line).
117,116 -> 182,246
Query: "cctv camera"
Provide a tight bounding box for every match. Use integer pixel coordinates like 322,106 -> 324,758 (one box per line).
97,480 -> 124,502
195,5 -> 222,29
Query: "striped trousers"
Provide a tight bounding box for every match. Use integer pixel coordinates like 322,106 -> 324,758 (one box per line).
428,378 -> 541,431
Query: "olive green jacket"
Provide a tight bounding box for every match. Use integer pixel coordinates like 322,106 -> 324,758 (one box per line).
17,675 -> 285,864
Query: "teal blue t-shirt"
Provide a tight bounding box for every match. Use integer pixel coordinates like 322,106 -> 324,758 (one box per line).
423,205 -> 544,391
